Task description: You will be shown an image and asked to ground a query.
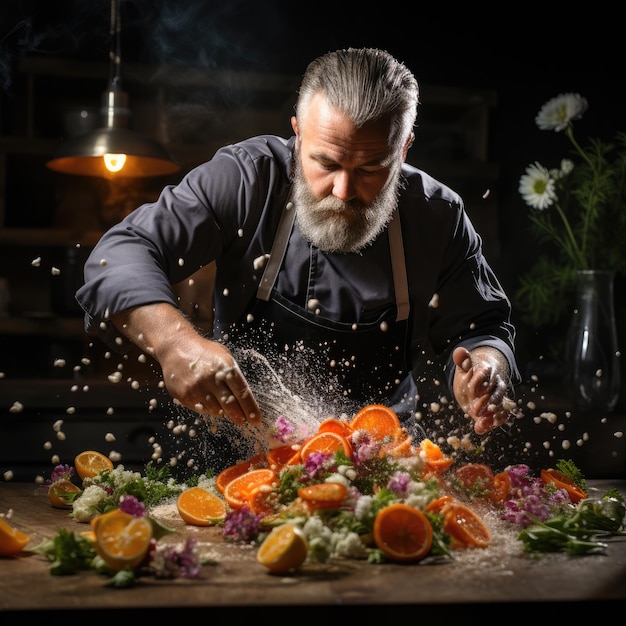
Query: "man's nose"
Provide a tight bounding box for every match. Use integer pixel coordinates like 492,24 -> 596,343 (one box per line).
332,171 -> 356,202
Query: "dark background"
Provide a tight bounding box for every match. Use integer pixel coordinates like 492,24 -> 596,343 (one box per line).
1,1 -> 625,480
1,0 -> 624,377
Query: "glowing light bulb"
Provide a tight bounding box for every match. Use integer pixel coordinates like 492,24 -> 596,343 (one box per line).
103,153 -> 127,172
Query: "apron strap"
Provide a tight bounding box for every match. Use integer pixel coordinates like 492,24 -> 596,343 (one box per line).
257,198 -> 410,322
257,197 -> 296,301
388,209 -> 410,321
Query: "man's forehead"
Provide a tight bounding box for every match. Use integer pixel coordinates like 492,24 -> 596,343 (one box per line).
301,95 -> 393,162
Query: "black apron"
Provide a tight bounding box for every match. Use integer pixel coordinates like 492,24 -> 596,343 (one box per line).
222,196 -> 425,441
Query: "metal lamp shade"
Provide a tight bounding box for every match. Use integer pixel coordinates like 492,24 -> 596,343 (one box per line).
46,126 -> 181,178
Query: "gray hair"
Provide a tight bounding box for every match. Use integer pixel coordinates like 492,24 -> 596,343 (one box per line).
295,48 -> 419,150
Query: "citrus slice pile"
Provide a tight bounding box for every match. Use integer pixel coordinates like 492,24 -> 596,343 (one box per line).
257,523 -> 308,574
176,486 -> 227,526
372,502 -> 433,562
0,517 -> 30,557
91,508 -> 153,571
75,450 -> 114,480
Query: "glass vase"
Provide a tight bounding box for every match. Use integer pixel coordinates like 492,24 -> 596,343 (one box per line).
565,269 -> 621,412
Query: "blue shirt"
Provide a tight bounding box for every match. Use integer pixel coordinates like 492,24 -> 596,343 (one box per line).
76,134 -> 519,389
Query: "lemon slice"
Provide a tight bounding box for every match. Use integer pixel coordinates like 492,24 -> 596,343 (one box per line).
0,518 -> 30,556
257,524 -> 308,574
92,509 -> 152,571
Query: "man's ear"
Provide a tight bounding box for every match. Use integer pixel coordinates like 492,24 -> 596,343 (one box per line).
402,133 -> 415,161
291,116 -> 299,137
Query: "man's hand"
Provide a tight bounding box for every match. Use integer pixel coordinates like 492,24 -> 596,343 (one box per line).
159,335 -> 261,426
112,303 -> 261,426
452,346 -> 515,435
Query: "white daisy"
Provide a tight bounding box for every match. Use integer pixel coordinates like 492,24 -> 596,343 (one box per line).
518,161 -> 557,210
535,93 -> 589,132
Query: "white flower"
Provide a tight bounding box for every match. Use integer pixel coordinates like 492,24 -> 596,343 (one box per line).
302,516 -> 334,562
535,93 -> 589,132
72,484 -> 108,522
331,530 -> 369,559
518,161 -> 557,210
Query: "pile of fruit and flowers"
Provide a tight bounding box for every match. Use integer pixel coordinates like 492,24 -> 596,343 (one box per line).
1,404 -> 625,588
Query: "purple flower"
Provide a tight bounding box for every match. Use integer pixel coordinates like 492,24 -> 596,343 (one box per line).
500,464 -> 571,527
271,416 -> 296,443
350,430 -> 379,465
222,506 -> 263,543
49,464 -> 75,484
119,495 -> 146,517
151,538 -> 201,579
304,451 -> 333,478
387,471 -> 411,497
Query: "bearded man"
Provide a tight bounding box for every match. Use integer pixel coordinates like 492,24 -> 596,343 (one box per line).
77,48 -> 519,468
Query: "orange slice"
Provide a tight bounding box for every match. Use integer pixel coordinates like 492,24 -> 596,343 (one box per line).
74,450 -> 114,480
92,509 -> 153,571
417,438 -> 453,473
424,495 -> 455,514
297,482 -> 347,511
90,507 -> 123,535
372,502 -> 433,563
215,453 -> 266,495
381,433 -> 414,459
455,463 -> 494,491
437,498 -> 491,548
299,431 -> 352,463
349,404 -> 402,440
540,468 -> 587,503
317,417 -> 353,437
176,486 -> 227,526
0,518 -> 30,556
48,479 -> 83,509
223,468 -> 277,509
257,524 -> 308,574
266,445 -> 300,471
247,484 -> 277,516
490,471 -> 512,503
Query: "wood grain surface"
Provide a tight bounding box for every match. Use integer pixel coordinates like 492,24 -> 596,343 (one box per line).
1,480 -> 626,618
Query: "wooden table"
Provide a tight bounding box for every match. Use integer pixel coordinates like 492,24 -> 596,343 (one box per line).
2,480 -> 626,619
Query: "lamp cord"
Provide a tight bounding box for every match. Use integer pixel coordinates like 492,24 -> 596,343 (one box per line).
109,0 -> 122,88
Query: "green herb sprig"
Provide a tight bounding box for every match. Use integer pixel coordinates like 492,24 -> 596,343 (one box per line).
518,490 -> 626,555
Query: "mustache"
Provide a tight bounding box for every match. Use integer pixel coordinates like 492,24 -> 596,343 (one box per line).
313,197 -> 367,214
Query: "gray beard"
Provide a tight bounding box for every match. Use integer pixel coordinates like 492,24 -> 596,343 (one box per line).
291,158 -> 401,254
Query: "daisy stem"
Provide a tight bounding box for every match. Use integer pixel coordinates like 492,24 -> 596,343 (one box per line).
565,125 -> 599,264
566,126 -> 595,171
553,201 -> 587,270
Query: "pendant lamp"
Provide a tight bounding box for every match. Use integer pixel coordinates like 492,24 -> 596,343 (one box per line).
46,0 -> 180,178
